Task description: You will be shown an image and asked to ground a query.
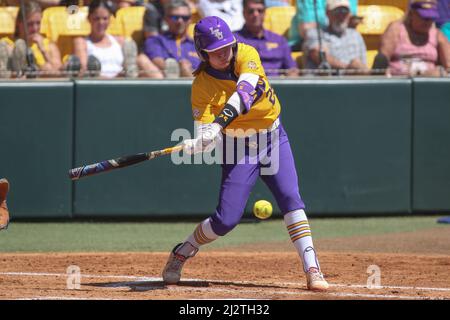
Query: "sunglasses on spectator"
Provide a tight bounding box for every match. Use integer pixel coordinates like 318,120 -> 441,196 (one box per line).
331,7 -> 350,15
169,15 -> 191,22
245,8 -> 265,14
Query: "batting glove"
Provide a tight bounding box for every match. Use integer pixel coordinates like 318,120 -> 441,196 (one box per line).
183,123 -> 222,155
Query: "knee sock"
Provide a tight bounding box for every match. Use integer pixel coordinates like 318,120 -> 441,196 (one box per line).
184,217 -> 220,249
284,209 -> 320,272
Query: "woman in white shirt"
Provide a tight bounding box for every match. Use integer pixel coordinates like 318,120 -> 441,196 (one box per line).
73,0 -> 138,78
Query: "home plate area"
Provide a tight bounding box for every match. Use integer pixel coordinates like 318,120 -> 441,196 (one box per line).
0,252 -> 449,300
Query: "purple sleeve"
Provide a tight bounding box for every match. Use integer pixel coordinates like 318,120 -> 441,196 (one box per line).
237,80 -> 256,114
144,36 -> 166,60
237,79 -> 266,114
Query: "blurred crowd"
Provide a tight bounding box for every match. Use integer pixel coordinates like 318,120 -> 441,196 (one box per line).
0,0 -> 449,78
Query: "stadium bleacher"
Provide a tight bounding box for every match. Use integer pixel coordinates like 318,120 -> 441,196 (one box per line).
0,2 -> 426,75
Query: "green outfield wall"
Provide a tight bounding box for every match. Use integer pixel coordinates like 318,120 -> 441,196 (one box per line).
412,78 -> 450,212
0,81 -> 74,218
73,80 -> 221,217
0,78 -> 449,218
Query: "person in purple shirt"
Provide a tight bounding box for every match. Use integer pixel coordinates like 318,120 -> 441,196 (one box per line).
436,0 -> 450,41
234,0 -> 299,77
143,0 -> 200,77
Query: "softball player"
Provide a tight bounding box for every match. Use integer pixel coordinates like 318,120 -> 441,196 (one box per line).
162,16 -> 328,291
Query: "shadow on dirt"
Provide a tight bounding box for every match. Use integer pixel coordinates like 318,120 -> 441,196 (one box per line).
86,279 -> 300,292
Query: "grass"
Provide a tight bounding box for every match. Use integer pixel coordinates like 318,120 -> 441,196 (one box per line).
0,216 -> 446,253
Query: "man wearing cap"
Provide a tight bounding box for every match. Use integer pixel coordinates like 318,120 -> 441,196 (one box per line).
288,0 -> 358,51
379,0 -> 450,76
234,0 -> 299,77
143,0 -> 200,77
303,0 -> 368,73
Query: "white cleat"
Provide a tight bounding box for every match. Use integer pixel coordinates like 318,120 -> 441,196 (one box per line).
162,242 -> 198,284
306,267 -> 329,291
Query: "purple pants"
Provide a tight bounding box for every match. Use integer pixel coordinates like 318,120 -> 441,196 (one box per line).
210,123 -> 306,236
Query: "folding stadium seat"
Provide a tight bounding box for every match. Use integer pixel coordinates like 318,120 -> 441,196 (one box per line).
366,49 -> 378,69
187,8 -> 202,39
42,6 -> 122,61
0,7 -> 19,38
263,5 -> 296,37
357,5 -> 404,35
291,51 -> 303,69
357,0 -> 408,12
41,6 -> 89,60
356,5 -> 404,50
115,6 -> 145,46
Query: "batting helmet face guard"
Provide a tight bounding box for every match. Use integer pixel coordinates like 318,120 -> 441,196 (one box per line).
194,16 -> 236,61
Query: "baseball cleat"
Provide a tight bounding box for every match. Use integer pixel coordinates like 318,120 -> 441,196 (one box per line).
306,267 -> 329,291
0,178 -> 10,231
162,242 -> 198,284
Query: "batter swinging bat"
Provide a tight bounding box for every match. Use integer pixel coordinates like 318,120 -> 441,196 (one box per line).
69,145 -> 183,180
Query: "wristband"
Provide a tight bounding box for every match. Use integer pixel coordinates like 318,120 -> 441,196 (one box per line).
213,104 -> 239,129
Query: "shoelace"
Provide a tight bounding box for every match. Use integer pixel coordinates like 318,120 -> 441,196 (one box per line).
309,271 -> 325,281
166,253 -> 187,272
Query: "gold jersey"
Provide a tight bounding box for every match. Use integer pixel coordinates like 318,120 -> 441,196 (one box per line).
191,43 -> 281,135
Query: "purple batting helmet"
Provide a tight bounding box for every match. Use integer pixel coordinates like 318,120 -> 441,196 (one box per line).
194,16 -> 236,61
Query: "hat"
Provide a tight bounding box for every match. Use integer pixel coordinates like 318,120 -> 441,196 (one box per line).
326,0 -> 350,11
409,0 -> 439,20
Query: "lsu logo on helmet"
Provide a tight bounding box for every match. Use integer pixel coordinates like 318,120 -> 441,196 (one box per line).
209,27 -> 223,40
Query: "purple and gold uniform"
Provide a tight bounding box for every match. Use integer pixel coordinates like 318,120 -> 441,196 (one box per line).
191,42 -> 305,236
192,42 -> 280,133
162,16 -> 327,290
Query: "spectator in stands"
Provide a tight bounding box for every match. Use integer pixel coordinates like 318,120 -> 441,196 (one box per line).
289,0 -> 358,51
136,0 -> 199,78
303,0 -> 367,73
143,0 -> 200,78
73,0 -> 139,78
436,0 -> 450,41
234,0 -> 299,77
141,0 -> 196,37
0,0 -> 63,78
198,0 -> 244,32
378,0 -> 450,76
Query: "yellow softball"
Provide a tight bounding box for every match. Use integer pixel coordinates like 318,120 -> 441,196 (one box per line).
253,200 -> 273,220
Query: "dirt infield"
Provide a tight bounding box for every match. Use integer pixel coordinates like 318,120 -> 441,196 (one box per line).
1,226 -> 449,300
